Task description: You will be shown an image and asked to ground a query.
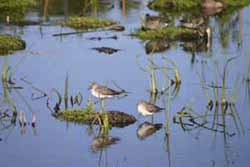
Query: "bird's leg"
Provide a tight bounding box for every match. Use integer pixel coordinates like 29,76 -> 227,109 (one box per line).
91,113 -> 102,126
100,99 -> 105,112
151,115 -> 154,123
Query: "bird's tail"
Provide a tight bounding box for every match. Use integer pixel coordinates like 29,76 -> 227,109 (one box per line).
154,123 -> 163,130
119,89 -> 131,94
159,107 -> 165,111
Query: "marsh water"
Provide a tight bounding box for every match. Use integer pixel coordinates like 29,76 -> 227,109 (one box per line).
1,0 -> 250,167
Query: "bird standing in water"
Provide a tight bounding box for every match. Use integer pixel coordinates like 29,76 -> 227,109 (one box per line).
137,101 -> 164,116
89,82 -> 125,99
89,82 -> 126,111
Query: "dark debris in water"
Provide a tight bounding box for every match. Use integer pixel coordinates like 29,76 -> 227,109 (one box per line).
92,47 -> 121,55
87,35 -> 118,41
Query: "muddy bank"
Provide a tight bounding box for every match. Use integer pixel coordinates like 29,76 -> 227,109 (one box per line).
54,110 -> 136,128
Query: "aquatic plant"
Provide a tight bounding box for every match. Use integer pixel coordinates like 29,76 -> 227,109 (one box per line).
136,54 -> 181,97
64,17 -> 116,29
0,35 -> 26,55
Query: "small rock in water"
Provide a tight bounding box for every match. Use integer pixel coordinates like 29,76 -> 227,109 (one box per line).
92,47 -> 120,55
109,25 -> 125,31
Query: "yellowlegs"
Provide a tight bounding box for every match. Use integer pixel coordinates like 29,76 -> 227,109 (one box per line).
137,101 -> 164,116
89,82 -> 125,99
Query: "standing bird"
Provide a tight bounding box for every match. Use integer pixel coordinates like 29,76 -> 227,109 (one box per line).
137,101 -> 164,116
88,82 -> 125,99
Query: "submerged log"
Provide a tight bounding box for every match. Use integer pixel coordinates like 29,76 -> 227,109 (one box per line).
54,110 -> 136,128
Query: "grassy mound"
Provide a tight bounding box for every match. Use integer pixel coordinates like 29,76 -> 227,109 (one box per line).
133,27 -> 201,41
148,0 -> 250,12
148,0 -> 201,11
0,34 -> 26,55
64,17 -> 116,29
54,109 -> 136,128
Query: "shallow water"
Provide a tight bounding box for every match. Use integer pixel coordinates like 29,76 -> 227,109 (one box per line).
1,0 -> 250,167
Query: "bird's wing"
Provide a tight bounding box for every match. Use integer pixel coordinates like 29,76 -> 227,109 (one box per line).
96,85 -> 120,95
144,103 -> 162,113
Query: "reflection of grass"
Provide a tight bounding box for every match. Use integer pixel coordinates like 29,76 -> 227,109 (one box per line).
174,56 -> 244,137
1,57 -> 17,112
174,102 -> 244,136
196,57 -> 239,112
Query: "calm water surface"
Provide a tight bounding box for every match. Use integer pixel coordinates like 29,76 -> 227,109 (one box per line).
1,0 -> 250,167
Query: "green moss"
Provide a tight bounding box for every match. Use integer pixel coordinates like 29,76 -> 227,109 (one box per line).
0,34 -> 26,55
133,27 -> 201,41
0,0 -> 35,22
64,17 -> 116,29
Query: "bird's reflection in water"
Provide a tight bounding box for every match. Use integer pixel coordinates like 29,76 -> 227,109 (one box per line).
91,135 -> 120,153
137,121 -> 162,140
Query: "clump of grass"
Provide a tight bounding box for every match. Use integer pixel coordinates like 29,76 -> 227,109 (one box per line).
55,109 -> 136,128
0,34 -> 26,55
133,27 -> 200,41
148,0 -> 201,11
148,0 -> 250,11
64,17 -> 116,29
